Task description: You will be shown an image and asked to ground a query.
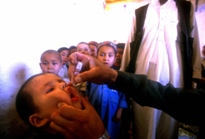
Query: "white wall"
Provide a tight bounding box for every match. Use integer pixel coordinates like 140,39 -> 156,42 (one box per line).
0,0 -> 205,138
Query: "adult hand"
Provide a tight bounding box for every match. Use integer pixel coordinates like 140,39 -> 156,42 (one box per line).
50,97 -> 105,139
68,52 -> 118,85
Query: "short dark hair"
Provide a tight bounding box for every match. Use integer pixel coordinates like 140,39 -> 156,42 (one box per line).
77,42 -> 89,46
88,41 -> 99,48
16,73 -> 45,126
57,47 -> 70,53
116,43 -> 125,49
40,49 -> 62,62
69,45 -> 77,50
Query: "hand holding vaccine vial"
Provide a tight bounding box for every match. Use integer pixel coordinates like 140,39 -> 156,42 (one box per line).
74,61 -> 83,75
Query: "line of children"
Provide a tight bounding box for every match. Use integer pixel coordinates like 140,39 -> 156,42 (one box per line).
17,42 -> 129,138
86,41 -> 129,139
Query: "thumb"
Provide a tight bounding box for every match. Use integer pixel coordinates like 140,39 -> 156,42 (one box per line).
73,76 -> 83,84
57,102 -> 68,108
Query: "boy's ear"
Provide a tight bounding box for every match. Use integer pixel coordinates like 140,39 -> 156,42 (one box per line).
29,113 -> 49,127
39,63 -> 42,68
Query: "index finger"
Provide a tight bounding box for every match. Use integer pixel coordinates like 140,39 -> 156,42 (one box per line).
68,52 -> 91,84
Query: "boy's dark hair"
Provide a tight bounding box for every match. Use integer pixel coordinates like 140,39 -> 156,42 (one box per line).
16,73 -> 45,126
116,43 -> 125,49
57,47 -> 70,53
69,45 -> 77,50
88,41 -> 99,48
40,49 -> 62,62
77,42 -> 89,46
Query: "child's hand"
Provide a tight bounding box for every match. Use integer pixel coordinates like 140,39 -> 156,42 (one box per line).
113,108 -> 123,122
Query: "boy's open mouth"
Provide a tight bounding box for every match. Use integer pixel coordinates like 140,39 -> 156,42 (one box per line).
71,94 -> 79,102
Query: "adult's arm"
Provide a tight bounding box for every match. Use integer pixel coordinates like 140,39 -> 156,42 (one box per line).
68,52 -> 205,127
108,71 -> 205,127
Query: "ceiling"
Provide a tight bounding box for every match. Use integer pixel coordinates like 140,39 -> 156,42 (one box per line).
105,0 -> 135,4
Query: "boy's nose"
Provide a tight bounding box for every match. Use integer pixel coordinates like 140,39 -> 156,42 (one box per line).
61,84 -> 65,90
104,56 -> 108,60
48,64 -> 53,69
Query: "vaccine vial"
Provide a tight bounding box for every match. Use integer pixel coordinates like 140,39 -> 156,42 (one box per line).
76,61 -> 83,73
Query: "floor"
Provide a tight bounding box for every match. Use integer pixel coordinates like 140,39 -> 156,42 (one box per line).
125,122 -> 199,139
178,123 -> 199,139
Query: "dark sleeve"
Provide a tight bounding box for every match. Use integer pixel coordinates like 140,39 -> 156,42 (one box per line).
107,71 -> 205,126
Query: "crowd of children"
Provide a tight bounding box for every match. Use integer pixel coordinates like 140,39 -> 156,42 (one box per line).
16,40 -> 132,139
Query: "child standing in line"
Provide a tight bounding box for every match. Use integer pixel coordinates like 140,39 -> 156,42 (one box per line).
76,42 -> 91,55
86,41 -> 128,139
88,41 -> 99,58
57,47 -> 70,84
111,43 -> 132,139
112,43 -> 125,70
75,42 -> 91,96
39,49 -> 62,76
69,45 -> 77,54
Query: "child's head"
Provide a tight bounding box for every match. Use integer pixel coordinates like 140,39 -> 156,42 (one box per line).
97,41 -> 117,67
39,50 -> 62,75
77,42 -> 91,55
115,43 -> 125,65
16,73 -> 82,133
69,45 -> 77,54
57,47 -> 70,65
88,41 -> 98,57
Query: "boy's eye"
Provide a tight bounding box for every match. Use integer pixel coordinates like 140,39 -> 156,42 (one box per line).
42,62 -> 48,65
100,53 -> 104,56
46,88 -> 54,93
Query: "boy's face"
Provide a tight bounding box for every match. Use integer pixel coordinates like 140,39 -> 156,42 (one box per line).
29,73 -> 82,126
115,48 -> 124,65
59,50 -> 70,65
89,45 -> 97,57
40,53 -> 62,75
70,48 -> 77,54
77,43 -> 91,55
97,45 -> 115,67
